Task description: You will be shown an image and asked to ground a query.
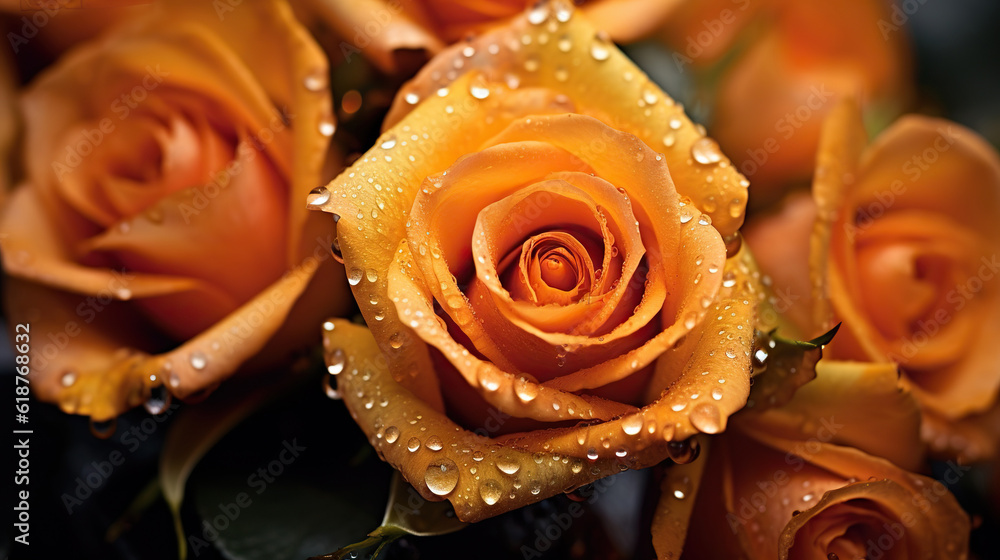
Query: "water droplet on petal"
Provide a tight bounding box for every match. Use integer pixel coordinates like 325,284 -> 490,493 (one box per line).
189,352 -> 207,371
690,403 -> 722,434
90,418 -> 117,439
514,377 -> 538,402
691,137 -> 723,165
528,4 -> 549,24
384,426 -> 400,444
306,186 -> 331,207
496,458 -> 520,475
347,268 -> 363,286
380,137 -> 397,150
407,437 -> 421,452
318,115 -> 336,137
426,435 -> 443,451
61,371 -> 77,387
303,69 -> 328,92
327,348 -> 346,375
424,458 -> 459,496
590,31 -> 611,61
144,384 -> 171,415
621,415 -> 643,435
480,479 -> 503,505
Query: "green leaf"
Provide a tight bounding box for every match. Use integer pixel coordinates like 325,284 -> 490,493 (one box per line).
160,371 -> 305,559
747,324 -> 841,410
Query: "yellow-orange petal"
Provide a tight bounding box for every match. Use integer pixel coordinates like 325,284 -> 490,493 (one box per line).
504,242 -> 756,459
387,237 -> 636,423
384,4 -> 749,236
651,436 -> 709,560
322,318 -> 654,522
11,251 -> 327,422
748,359 -> 925,472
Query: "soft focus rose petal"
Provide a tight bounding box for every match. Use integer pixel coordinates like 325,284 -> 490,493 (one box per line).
748,360 -> 925,472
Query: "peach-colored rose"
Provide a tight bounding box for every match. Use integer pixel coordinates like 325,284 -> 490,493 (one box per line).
746,99 -> 1000,461
301,0 -> 684,71
315,5 -> 762,523
653,361 -> 969,560
661,0 -> 912,200
0,0 -> 351,424
1,45 -> 16,200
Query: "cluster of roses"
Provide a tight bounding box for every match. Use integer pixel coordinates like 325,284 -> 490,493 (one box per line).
2,0 -> 997,558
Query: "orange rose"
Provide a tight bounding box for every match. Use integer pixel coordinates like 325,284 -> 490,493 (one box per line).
315,4 -> 761,522
653,361 -> 970,560
661,0 -> 912,199
0,0 -> 351,424
747,99 -> 1000,461
1,46 -> 16,199
301,0 -> 684,71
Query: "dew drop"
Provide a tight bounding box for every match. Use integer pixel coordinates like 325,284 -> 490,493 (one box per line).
478,367 -> 502,392
621,414 -> 643,436
380,137 -> 397,149
384,426 -> 400,444
589,32 -> 610,61
144,385 -> 171,415
480,479 -> 503,505
404,92 -> 420,105
322,375 -> 341,399
306,186 -> 331,207
690,403 -> 722,434
89,418 -> 117,439
470,83 -> 490,99
318,116 -> 336,137
61,371 -> 77,387
514,377 -> 538,402
347,268 -> 364,285
189,351 -> 207,371
426,435 -> 444,451
527,4 -> 549,24
691,137 -> 723,165
325,349 -> 345,376
496,458 -> 521,475
586,448 -> 599,461
407,437 -> 421,452
424,459 -> 459,496
303,69 -> 328,92
667,438 -> 700,464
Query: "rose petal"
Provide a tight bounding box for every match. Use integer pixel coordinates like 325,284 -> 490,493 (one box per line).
322,318 -> 651,522
384,5 -> 749,236
749,359 -> 925,472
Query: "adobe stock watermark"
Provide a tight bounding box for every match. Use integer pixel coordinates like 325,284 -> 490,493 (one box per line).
862,461 -> 970,559
338,0 -> 405,63
845,124 -> 962,242
671,0 -> 751,72
725,416 -> 844,532
50,64 -> 170,179
8,0 -> 76,53
738,83 -> 835,178
187,438 -> 307,556
60,402 -> 181,513
520,476 -> 617,559
884,253 -> 1000,365
878,0 -> 932,40
176,106 -> 293,223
